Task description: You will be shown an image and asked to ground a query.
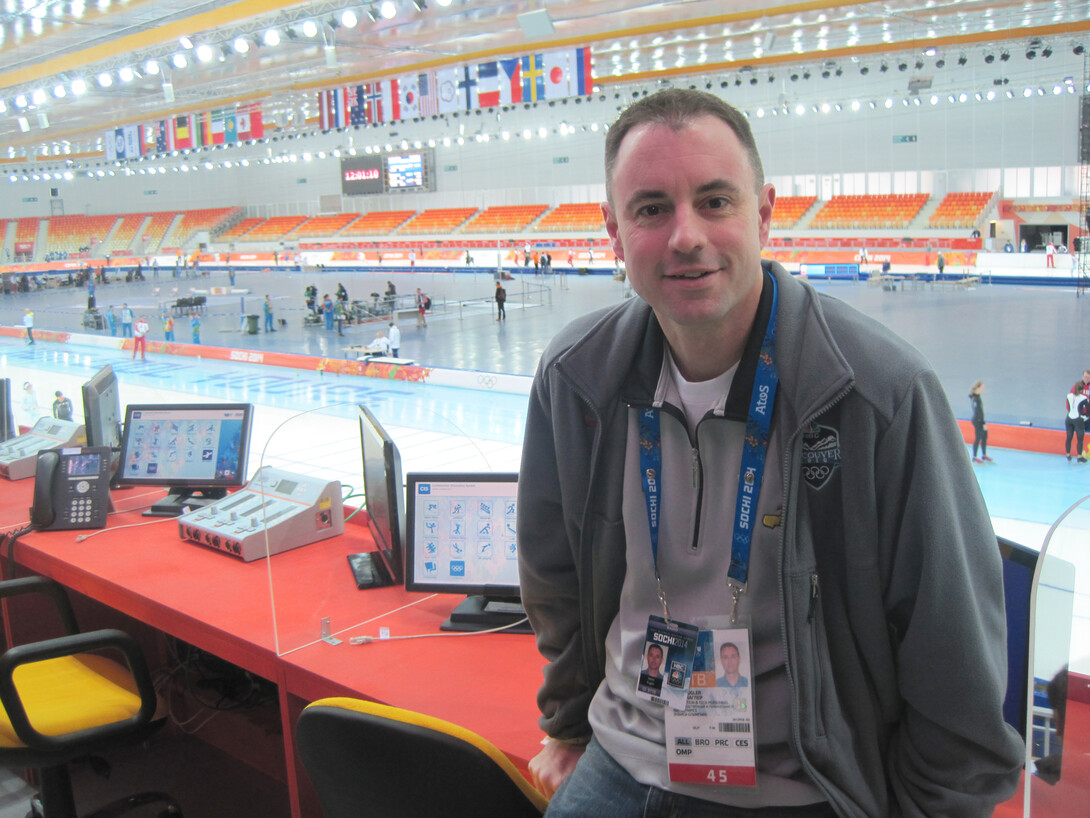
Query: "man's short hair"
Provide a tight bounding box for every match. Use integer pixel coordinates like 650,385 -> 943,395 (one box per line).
605,88 -> 765,202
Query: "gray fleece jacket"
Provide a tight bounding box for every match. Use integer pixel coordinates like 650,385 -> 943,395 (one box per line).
517,261 -> 1024,817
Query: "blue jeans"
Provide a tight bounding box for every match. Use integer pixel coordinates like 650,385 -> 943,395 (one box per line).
546,739 -> 835,818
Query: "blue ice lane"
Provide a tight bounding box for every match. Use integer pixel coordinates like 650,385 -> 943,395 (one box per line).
0,339 -> 528,446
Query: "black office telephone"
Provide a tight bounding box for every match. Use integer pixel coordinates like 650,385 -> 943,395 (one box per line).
30,446 -> 113,531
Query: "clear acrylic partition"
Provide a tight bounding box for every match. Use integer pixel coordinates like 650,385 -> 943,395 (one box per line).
1023,494 -> 1090,816
256,391 -> 525,657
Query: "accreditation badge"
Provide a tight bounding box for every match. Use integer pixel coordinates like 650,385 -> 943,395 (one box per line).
635,615 -> 699,708
665,626 -> 757,787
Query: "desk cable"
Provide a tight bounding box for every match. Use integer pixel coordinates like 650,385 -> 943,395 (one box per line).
1,524 -> 32,580
73,515 -> 178,542
348,616 -> 530,644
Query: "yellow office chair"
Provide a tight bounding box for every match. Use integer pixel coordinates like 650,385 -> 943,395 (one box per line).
297,697 -> 548,818
0,576 -> 181,818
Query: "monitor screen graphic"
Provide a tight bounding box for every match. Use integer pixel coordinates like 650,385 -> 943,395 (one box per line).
405,472 -> 529,633
118,403 -> 253,516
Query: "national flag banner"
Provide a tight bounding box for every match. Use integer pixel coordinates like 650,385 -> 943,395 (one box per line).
400,74 -> 420,119
544,47 -> 594,99
416,71 -> 438,117
236,109 -> 250,140
246,102 -> 264,139
105,127 -> 125,161
210,111 -> 226,145
435,66 -> 462,113
198,111 -> 213,147
456,65 -> 479,111
380,78 -> 401,123
173,114 -> 193,150
362,82 -> 382,124
155,119 -> 175,153
221,108 -> 238,143
499,58 -> 522,104
521,54 -> 546,102
318,88 -> 350,130
349,86 -> 367,126
477,61 -> 500,107
123,124 -> 143,158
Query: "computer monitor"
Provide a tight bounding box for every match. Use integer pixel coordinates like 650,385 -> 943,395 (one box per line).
998,535 -> 1039,740
118,403 -> 254,517
357,405 -> 405,586
404,472 -> 530,633
81,364 -> 122,482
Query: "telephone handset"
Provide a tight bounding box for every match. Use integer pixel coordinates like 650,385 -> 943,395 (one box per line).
31,446 -> 113,531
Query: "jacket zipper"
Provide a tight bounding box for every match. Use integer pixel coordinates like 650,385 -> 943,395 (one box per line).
779,384 -> 851,810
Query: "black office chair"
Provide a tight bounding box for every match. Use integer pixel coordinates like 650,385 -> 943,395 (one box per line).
297,696 -> 548,818
0,576 -> 182,818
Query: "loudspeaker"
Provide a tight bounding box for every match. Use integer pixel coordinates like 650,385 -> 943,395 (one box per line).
0,378 -> 14,442
1081,97 -> 1090,163
989,222 -> 997,238
1076,237 -> 1084,253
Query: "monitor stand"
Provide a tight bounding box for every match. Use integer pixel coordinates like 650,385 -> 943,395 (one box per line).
440,595 -> 533,634
144,487 -> 229,518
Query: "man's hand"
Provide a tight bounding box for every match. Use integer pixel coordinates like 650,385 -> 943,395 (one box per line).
529,739 -> 586,799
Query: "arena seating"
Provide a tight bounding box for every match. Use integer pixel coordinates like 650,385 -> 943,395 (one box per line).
162,207 -> 241,247
534,203 -> 604,232
289,214 -> 360,238
463,204 -> 548,233
809,194 -> 929,229
338,210 -> 416,236
45,214 -> 119,255
771,196 -> 817,229
239,216 -> 308,241
929,192 -> 994,229
219,217 -> 265,239
398,207 -> 478,234
103,213 -> 147,253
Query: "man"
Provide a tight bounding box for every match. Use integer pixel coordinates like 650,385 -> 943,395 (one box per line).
415,287 -> 428,327
162,311 -> 175,342
388,322 -> 401,357
517,89 -> 1021,817
120,303 -> 134,338
365,330 -> 391,356
51,390 -> 73,421
495,281 -> 507,321
22,308 -> 34,345
132,314 -> 149,360
715,643 -> 748,691
643,643 -> 663,679
264,295 -> 276,332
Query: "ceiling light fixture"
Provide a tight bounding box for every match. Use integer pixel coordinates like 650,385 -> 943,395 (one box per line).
341,9 -> 358,27
380,1 -> 398,19
264,29 -> 281,46
234,37 -> 250,53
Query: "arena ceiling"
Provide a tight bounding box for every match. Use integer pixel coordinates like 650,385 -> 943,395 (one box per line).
2,0 -> 1089,162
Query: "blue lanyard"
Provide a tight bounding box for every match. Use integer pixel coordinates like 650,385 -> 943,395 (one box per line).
638,275 -> 779,621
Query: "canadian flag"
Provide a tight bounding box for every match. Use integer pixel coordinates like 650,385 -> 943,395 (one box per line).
380,79 -> 401,123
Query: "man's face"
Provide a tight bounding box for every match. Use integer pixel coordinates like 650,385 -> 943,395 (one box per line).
603,115 -> 774,341
646,645 -> 663,674
720,645 -> 741,676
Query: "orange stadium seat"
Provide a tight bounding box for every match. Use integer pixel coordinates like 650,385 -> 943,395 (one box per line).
289,214 -> 360,239
534,203 -> 605,232
339,210 -> 416,236
771,196 -> 817,229
463,205 -> 548,233
398,207 -> 478,234
928,192 -> 994,229
165,207 -> 243,247
220,218 -> 266,239
237,216 -> 308,241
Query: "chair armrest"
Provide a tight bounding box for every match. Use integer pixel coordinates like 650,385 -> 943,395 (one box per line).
0,576 -> 79,635
0,628 -> 158,752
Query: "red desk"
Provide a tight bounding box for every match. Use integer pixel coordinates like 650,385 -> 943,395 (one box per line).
0,480 -> 546,818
